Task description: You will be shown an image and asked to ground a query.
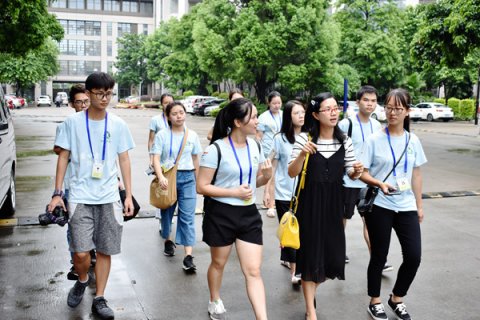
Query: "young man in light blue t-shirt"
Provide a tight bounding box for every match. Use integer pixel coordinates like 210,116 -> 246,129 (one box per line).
338,86 -> 393,272
48,72 -> 135,320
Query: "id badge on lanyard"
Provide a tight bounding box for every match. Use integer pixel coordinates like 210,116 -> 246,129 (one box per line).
228,136 -> 253,205
86,111 -> 108,179
386,128 -> 410,192
92,161 -> 104,179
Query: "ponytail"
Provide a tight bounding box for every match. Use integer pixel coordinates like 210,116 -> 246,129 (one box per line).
210,98 -> 254,144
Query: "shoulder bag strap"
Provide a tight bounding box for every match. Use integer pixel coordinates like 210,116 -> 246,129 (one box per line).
173,129 -> 189,169
347,118 -> 353,138
381,132 -> 411,183
290,135 -> 312,214
210,142 -> 221,185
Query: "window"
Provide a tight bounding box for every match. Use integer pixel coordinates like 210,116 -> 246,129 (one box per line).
59,61 -> 69,75
104,0 -> 120,11
85,41 -> 101,56
59,40 -> 69,55
86,0 -> 101,10
107,61 -> 114,74
85,21 -> 101,36
122,0 -> 138,13
68,0 -> 85,9
143,24 -> 148,35
170,0 -> 178,14
139,0 -> 153,14
107,22 -> 112,36
68,20 -> 78,35
50,0 -> 67,8
59,60 -> 100,76
85,61 -> 101,74
118,23 -> 135,37
107,41 -> 113,56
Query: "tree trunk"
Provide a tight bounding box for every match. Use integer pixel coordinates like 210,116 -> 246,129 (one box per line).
197,72 -> 209,96
254,66 -> 268,104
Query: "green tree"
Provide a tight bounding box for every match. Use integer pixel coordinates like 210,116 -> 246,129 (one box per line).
0,0 -> 63,56
0,40 -> 59,96
115,34 -> 151,94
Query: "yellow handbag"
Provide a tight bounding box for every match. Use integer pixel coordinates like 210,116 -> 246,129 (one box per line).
277,139 -> 311,250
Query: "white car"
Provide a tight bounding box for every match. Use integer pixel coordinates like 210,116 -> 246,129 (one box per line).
409,105 -> 422,122
183,95 -> 205,114
125,96 -> 139,104
414,102 -> 454,122
204,105 -> 221,116
0,86 -> 16,216
36,95 -> 52,107
344,101 -> 385,121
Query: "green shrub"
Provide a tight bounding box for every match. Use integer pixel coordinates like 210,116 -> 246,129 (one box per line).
218,92 -> 229,100
434,98 -> 445,104
183,90 -> 194,97
256,103 -> 268,115
210,108 -> 221,117
211,91 -> 219,97
447,98 -> 460,118
460,99 -> 475,120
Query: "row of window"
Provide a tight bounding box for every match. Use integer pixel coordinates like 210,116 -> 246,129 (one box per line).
58,60 -> 102,76
59,20 -> 140,37
49,0 -> 153,14
58,40 -> 107,56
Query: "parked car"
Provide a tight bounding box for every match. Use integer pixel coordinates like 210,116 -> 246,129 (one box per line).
204,102 -> 224,116
193,98 -> 225,116
414,102 -> 454,122
344,101 -> 385,121
183,95 -> 211,114
55,92 -> 68,107
36,95 -> 52,107
409,105 -> 422,122
5,94 -> 24,109
0,86 -> 16,216
125,95 -> 139,104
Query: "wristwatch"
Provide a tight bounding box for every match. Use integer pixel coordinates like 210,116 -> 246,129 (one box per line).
52,189 -> 64,198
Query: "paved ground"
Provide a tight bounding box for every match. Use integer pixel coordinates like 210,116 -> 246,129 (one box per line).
1,106 -> 479,319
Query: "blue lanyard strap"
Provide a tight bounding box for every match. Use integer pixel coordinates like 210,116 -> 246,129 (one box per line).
169,128 -> 185,164
385,128 -> 408,177
86,110 -> 108,161
269,110 -> 281,132
228,135 -> 252,185
356,114 -> 373,142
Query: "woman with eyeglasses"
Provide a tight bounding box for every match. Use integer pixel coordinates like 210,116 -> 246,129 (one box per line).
359,89 -> 427,320
288,92 -> 363,320
271,100 -> 305,284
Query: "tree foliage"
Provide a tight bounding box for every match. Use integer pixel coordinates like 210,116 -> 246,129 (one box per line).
115,34 -> 151,92
0,40 -> 59,96
0,0 -> 63,56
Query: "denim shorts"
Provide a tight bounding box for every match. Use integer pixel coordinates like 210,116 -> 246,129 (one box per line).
68,202 -> 124,255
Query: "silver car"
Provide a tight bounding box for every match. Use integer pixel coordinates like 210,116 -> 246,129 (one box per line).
0,86 -> 16,216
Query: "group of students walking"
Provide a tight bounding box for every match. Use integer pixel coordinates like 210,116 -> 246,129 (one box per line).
49,71 -> 426,320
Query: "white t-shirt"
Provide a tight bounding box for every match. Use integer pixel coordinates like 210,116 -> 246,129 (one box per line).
338,116 -> 382,188
273,133 -> 296,201
54,111 -> 135,204
258,110 -> 283,157
359,130 -> 427,212
200,137 -> 265,206
150,128 -> 202,170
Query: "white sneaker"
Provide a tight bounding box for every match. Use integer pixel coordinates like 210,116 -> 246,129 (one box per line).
383,263 -> 394,273
208,299 -> 227,320
291,274 -> 301,285
280,260 -> 291,269
266,208 -> 276,218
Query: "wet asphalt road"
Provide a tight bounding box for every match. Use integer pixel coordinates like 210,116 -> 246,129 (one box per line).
0,106 -> 479,319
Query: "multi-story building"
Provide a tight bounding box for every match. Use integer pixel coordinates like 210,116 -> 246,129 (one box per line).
21,0 -> 199,103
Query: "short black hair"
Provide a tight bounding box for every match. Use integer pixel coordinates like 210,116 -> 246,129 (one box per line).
85,72 -> 115,91
356,85 -> 378,101
69,84 -> 86,103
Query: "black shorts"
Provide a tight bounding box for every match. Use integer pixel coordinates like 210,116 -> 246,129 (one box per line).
343,187 -> 361,219
202,198 -> 263,247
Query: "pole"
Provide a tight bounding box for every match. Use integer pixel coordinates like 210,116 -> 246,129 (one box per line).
474,65 -> 479,125
343,78 -> 348,119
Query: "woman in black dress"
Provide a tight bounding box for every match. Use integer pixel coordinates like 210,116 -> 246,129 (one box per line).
288,92 -> 364,320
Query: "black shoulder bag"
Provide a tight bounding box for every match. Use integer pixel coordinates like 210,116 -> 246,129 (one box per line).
357,133 -> 411,214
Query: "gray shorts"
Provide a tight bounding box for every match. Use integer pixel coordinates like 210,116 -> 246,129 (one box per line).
68,202 -> 124,255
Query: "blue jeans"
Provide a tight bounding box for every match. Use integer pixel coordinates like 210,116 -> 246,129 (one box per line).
160,171 -> 196,246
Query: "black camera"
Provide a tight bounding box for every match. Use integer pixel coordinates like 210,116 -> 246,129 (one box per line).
38,204 -> 69,227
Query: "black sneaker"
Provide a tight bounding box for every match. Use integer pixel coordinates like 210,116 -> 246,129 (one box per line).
367,303 -> 389,320
67,279 -> 89,308
345,255 -> 350,264
183,255 -> 197,271
67,265 -> 79,281
164,240 -> 176,256
388,295 -> 411,320
92,296 -> 114,319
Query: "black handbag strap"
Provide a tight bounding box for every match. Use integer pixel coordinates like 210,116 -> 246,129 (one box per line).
381,132 -> 411,183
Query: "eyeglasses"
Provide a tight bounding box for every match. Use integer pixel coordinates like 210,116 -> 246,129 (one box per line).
73,99 -> 90,107
385,106 -> 405,114
90,91 -> 114,100
318,106 -> 339,113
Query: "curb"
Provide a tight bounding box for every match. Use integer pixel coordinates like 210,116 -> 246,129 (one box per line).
412,127 -> 480,138
2,192 -> 479,227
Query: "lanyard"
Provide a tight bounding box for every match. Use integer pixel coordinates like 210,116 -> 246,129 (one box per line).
356,114 -> 373,142
269,110 -> 281,132
169,128 -> 185,164
86,110 -> 108,162
385,128 -> 408,177
228,135 -> 252,185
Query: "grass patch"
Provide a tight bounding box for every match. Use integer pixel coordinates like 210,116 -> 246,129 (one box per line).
15,136 -> 50,142
16,149 -> 54,158
447,148 -> 480,156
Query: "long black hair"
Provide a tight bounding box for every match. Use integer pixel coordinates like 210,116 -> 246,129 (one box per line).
303,92 -> 345,143
210,98 -> 254,144
280,100 -> 305,144
384,88 -> 411,132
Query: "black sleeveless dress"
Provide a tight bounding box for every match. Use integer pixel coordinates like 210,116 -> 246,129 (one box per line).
296,144 -> 346,283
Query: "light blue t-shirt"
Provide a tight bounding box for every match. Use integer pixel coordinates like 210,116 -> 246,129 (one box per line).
150,128 -> 202,170
200,137 -> 265,206
55,111 -> 135,204
258,110 -> 283,157
273,133 -> 296,201
359,130 -> 427,212
338,116 -> 382,188
149,113 -> 168,133
55,122 -> 72,194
